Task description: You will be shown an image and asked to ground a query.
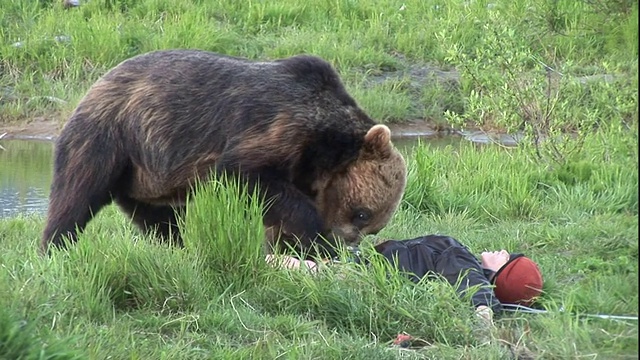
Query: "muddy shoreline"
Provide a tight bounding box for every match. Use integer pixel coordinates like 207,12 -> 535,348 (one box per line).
0,117 -> 61,141
0,117 -> 521,146
0,117 -> 453,141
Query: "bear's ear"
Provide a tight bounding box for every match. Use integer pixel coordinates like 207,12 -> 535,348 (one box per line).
362,124 -> 393,159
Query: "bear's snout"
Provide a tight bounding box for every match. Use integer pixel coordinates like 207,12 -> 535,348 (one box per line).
329,226 -> 364,247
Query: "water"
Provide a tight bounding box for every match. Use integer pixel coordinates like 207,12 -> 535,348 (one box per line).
0,134 -> 500,219
0,140 -> 53,218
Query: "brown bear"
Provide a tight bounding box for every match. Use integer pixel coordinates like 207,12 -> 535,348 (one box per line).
40,49 -> 407,257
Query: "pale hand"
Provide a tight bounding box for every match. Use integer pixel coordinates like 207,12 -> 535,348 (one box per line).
265,254 -> 319,273
480,250 -> 510,273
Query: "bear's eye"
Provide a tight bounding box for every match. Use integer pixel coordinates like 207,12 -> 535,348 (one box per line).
352,208 -> 372,227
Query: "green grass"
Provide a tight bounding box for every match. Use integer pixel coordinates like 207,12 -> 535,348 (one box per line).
1,126 -> 637,359
0,0 -> 637,132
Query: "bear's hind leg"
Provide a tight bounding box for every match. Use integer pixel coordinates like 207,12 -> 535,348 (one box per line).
42,181 -> 114,253
41,133 -> 127,255
115,196 -> 184,246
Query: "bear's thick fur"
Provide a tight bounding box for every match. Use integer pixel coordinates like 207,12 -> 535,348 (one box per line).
40,50 -> 407,256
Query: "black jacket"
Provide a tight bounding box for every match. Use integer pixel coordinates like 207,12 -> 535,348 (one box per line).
349,235 -> 502,312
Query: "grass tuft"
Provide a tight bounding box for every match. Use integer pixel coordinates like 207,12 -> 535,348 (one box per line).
181,175 -> 268,293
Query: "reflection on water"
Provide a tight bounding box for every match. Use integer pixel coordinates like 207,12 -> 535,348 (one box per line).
0,136 -> 467,219
0,187 -> 49,218
0,140 -> 53,218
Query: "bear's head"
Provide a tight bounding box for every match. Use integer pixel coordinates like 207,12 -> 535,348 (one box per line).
315,124 -> 407,246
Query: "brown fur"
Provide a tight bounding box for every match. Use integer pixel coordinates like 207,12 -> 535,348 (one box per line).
315,125 -> 406,243
40,50 -> 407,257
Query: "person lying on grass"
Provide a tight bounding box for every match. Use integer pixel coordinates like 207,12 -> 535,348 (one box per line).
266,234 -> 543,325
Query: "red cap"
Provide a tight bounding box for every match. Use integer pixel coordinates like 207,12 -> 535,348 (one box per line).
493,256 -> 543,306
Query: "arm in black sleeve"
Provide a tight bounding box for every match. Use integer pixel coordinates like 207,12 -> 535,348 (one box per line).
431,239 -> 502,312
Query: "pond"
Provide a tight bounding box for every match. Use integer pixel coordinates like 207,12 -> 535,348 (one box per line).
0,140 -> 53,219
0,132 -> 518,219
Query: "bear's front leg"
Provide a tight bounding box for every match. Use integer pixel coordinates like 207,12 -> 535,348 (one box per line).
257,176 -> 338,258
213,162 -> 337,258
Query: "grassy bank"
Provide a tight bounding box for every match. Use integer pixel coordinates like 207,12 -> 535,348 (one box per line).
1,126 -> 637,359
0,0 -> 637,134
